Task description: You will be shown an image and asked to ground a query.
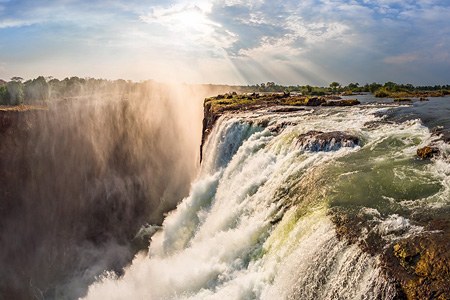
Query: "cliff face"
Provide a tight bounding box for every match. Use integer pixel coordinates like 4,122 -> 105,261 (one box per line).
200,102 -> 219,162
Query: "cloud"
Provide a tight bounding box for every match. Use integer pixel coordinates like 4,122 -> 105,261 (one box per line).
383,53 -> 419,64
0,0 -> 450,84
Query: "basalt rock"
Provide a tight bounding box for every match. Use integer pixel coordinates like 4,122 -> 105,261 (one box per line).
304,96 -> 326,106
269,107 -> 305,113
417,146 -> 439,159
296,130 -> 360,151
323,99 -> 361,106
382,231 -> 450,300
200,102 -> 220,162
394,98 -> 412,102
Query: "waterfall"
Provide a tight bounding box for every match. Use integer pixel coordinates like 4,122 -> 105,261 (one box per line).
84,105 -> 449,300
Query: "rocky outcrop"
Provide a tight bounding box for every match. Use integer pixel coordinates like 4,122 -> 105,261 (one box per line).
383,226 -> 450,300
200,102 -> 220,162
330,207 -> 450,299
322,99 -> 361,106
200,93 -> 361,161
417,146 -> 440,159
296,130 -> 360,151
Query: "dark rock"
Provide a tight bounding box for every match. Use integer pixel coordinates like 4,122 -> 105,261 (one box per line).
363,120 -> 395,129
417,146 -> 439,159
305,97 -> 326,106
269,107 -> 305,113
419,97 -> 429,101
268,121 -> 297,133
200,102 -> 220,162
323,99 -> 360,106
296,130 -> 360,151
382,232 -> 450,300
394,98 -> 412,102
431,127 -> 450,143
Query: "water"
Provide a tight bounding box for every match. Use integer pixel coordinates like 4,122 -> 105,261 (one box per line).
84,101 -> 450,299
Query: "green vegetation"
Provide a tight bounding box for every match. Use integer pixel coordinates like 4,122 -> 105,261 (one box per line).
1,76 -> 449,107
243,81 -> 450,97
205,92 -> 361,115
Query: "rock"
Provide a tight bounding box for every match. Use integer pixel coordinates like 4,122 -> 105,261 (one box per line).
269,107 -> 305,113
431,127 -> 450,143
200,102 -> 220,162
383,232 -> 450,300
419,97 -> 429,101
296,130 -> 360,151
417,146 -> 439,159
394,98 -> 412,102
268,121 -> 297,133
304,97 -> 326,106
323,99 -> 360,106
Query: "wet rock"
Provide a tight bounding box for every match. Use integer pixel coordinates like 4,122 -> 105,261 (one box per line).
268,121 -> 297,133
363,120 -> 395,129
201,102 -> 220,162
431,127 -> 450,143
394,98 -> 412,102
323,99 -> 361,106
296,130 -> 360,151
419,97 -> 429,101
417,146 -> 439,159
269,107 -> 305,113
383,232 -> 450,300
304,97 -> 326,106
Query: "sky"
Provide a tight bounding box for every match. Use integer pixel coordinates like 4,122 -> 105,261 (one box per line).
0,0 -> 450,85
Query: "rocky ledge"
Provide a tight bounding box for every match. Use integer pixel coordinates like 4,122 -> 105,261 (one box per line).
200,92 -> 360,161
330,207 -> 450,299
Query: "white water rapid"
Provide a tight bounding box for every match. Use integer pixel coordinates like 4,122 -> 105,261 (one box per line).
84,105 -> 449,300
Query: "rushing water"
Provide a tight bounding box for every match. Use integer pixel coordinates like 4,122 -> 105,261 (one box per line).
84,100 -> 449,299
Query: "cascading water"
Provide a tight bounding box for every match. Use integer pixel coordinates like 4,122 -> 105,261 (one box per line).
84,105 -> 449,299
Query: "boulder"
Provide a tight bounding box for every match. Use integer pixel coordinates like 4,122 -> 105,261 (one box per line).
394,98 -> 412,102
296,130 -> 360,151
323,99 -> 360,106
417,146 -> 439,159
304,97 -> 326,106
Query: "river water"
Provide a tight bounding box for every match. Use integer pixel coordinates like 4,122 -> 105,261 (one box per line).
83,96 -> 450,299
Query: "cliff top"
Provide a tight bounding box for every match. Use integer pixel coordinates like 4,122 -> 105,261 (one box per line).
0,104 -> 48,112
204,92 -> 360,115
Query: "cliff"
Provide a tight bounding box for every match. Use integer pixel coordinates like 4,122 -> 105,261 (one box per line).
200,92 -> 360,161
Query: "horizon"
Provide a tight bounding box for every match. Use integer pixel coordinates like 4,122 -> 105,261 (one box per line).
1,1 -> 450,86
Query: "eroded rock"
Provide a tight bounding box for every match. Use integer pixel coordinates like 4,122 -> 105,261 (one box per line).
417,146 -> 439,159
296,130 -> 360,151
383,232 -> 450,300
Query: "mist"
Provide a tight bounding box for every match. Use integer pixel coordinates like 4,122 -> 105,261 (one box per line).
0,81 -> 229,299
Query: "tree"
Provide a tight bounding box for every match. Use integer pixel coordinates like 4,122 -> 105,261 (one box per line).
24,76 -> 49,103
0,85 -> 10,105
10,76 -> 24,83
368,82 -> 382,93
347,82 -> 359,90
7,81 -> 24,105
329,82 -> 341,92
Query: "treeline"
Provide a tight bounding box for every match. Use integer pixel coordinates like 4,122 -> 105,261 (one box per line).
243,81 -> 450,96
0,76 -> 142,105
1,76 -> 450,106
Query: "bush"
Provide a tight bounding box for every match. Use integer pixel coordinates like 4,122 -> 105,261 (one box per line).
375,89 -> 390,98
0,85 -> 10,105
